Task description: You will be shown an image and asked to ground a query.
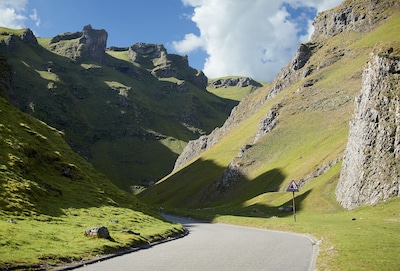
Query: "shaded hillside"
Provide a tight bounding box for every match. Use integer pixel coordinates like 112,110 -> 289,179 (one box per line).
140,0 -> 400,209
0,56 -> 183,269
0,25 -> 239,191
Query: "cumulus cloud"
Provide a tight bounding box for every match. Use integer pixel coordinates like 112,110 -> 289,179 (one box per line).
0,0 -> 40,29
173,0 -> 343,81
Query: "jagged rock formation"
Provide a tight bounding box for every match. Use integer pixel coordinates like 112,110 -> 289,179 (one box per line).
311,0 -> 400,41
173,91 -> 263,171
79,25 -> 108,63
253,104 -> 281,143
208,77 -> 262,89
336,51 -> 400,209
0,28 -> 38,51
48,24 -> 108,63
127,42 -> 208,89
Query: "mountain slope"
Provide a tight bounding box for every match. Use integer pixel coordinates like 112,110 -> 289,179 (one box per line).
0,26 -> 241,191
140,0 -> 400,209
0,56 -> 183,269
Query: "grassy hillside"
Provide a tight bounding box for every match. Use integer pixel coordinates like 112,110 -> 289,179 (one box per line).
0,27 -> 238,191
207,76 -> 267,101
0,70 -> 183,269
140,6 -> 400,271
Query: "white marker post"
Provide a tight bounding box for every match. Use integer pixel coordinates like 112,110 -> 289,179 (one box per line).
286,180 -> 299,222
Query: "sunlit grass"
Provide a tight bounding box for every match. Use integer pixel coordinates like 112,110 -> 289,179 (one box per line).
0,208 -> 183,269
140,8 -> 400,271
0,95 -> 184,269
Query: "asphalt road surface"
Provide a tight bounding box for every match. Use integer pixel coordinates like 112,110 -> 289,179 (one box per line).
75,215 -> 318,271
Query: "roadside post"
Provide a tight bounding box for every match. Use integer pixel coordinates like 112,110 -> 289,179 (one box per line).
286,180 -> 299,222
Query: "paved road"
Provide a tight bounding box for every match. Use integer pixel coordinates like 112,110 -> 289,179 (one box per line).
76,215 -> 317,271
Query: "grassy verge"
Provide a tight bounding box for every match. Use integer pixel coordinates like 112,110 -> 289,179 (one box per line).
0,207 -> 183,270
157,164 -> 400,271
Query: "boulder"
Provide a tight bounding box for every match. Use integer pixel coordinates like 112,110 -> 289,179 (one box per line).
84,226 -> 111,239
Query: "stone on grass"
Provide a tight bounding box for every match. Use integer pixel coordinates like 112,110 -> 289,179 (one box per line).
84,226 -> 111,239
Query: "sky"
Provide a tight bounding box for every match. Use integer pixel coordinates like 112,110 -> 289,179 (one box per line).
0,0 -> 343,82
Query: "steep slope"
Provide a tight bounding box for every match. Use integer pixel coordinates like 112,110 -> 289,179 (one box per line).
0,25 -> 239,191
0,56 -> 183,269
336,48 -> 400,209
140,0 -> 400,209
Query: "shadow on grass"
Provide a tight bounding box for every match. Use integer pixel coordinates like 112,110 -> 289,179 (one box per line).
141,157 -> 313,220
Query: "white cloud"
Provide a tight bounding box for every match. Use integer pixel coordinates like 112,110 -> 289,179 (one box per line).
29,8 -> 40,27
0,0 -> 40,29
174,0 -> 343,81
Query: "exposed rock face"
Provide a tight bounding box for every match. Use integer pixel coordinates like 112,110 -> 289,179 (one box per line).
47,25 -> 107,63
253,104 -> 281,143
311,0 -> 400,41
0,28 -> 38,51
19,29 -> 38,45
79,25 -> 108,63
336,52 -> 400,209
208,77 -> 262,89
267,41 -> 319,99
49,31 -> 81,44
128,42 -> 207,89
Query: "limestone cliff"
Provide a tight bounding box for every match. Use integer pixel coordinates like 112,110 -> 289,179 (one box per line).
311,0 -> 400,41
208,77 -> 262,89
127,42 -> 207,90
336,50 -> 400,209
48,25 -> 108,63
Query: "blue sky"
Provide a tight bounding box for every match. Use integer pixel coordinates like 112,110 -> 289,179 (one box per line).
0,0 -> 343,81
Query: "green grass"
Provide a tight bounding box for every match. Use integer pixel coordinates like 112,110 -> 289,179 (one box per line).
160,164 -> 400,271
0,92 -> 184,269
206,76 -> 268,101
0,208 -> 183,270
207,85 -> 255,101
140,7 -> 400,271
0,26 -> 238,191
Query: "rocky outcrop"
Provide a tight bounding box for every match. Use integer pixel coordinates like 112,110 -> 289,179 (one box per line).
128,42 -> 208,90
267,41 -> 319,99
208,77 -> 262,89
49,31 -> 81,44
47,25 -> 107,63
79,25 -> 108,63
311,0 -> 400,41
253,104 -> 281,143
0,28 -> 37,52
336,51 -> 400,209
19,29 -> 38,45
